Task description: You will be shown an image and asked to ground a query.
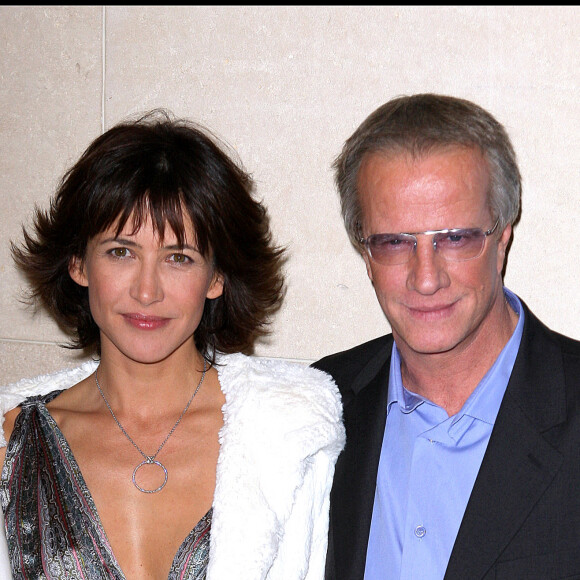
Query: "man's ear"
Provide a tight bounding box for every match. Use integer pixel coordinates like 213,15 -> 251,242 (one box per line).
69,256 -> 88,287
206,271 -> 224,300
496,222 -> 513,275
362,251 -> 374,283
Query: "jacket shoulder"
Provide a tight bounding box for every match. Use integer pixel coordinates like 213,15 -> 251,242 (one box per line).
521,303 -> 580,376
0,361 -> 97,415
0,361 -> 98,447
217,352 -> 342,404
217,353 -> 344,450
312,335 -> 393,391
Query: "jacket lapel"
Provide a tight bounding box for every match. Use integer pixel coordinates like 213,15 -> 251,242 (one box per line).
328,342 -> 392,580
445,306 -> 567,579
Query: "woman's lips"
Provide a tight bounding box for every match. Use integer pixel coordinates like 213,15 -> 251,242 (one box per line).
122,313 -> 170,330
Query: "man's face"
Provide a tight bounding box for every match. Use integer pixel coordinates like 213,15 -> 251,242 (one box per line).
358,146 -> 512,360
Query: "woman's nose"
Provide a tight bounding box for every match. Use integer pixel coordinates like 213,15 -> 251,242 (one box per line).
130,261 -> 164,305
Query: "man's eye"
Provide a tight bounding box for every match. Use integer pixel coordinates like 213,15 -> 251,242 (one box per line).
440,231 -> 475,247
373,236 -> 413,250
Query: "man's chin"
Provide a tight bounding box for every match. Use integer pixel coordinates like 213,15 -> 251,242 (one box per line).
392,328 -> 466,357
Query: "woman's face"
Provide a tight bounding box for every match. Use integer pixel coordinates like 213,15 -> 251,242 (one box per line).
69,213 -> 223,365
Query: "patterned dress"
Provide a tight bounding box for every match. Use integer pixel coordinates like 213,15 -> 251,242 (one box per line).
0,391 -> 211,579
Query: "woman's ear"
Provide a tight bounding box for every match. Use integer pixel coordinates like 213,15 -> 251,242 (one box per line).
206,271 -> 224,300
69,256 -> 89,287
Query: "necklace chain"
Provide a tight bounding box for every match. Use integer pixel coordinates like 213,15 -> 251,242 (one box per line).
94,359 -> 207,493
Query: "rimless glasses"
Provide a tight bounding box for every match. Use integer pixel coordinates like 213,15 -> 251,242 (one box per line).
360,218 -> 500,266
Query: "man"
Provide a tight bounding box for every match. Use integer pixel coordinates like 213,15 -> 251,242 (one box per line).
315,93 -> 580,579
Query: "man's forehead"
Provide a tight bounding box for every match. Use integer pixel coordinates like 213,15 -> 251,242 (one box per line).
360,142 -> 486,169
357,146 -> 492,231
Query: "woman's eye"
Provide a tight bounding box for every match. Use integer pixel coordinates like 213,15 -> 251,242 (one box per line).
169,253 -> 191,264
110,247 -> 130,258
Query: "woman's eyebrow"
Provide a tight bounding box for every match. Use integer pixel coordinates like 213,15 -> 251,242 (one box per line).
98,237 -> 140,247
163,243 -> 199,251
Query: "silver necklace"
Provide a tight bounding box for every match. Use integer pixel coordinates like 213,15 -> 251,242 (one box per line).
95,360 -> 207,494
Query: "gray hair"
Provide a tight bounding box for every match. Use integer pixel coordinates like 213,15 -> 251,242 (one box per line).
333,94 -> 522,249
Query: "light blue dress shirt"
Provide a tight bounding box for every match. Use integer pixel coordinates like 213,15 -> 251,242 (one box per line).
364,288 -> 524,580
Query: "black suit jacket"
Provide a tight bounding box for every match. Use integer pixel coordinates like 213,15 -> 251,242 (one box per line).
314,301 -> 580,579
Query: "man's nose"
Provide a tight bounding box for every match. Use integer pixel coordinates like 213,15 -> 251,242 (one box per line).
406,237 -> 450,295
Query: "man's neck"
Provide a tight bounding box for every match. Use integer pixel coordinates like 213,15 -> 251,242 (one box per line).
397,298 -> 519,416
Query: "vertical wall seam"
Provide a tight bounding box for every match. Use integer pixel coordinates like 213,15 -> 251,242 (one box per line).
101,5 -> 106,134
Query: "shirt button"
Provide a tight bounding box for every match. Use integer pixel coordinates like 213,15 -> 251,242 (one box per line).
414,525 -> 427,538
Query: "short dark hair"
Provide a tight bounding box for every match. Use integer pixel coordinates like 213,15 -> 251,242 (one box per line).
12,109 -> 285,362
333,93 -> 522,249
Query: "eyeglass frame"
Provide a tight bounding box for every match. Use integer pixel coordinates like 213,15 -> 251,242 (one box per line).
359,217 -> 501,265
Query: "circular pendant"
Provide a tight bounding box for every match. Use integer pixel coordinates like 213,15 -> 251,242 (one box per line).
132,457 -> 168,493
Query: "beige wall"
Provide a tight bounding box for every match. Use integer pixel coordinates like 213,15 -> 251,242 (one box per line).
1,6 -> 578,384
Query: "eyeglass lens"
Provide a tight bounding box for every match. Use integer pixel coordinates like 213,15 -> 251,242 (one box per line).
367,228 -> 487,265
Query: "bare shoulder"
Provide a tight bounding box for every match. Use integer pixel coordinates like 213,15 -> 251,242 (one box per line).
0,406 -> 22,464
45,375 -> 96,410
45,376 -> 102,437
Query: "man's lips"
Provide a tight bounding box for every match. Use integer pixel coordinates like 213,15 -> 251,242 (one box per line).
405,301 -> 457,320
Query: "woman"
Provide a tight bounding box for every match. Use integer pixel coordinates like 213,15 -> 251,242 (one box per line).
0,110 -> 344,579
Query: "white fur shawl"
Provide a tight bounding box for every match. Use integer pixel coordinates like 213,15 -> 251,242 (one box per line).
0,353 -> 345,579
